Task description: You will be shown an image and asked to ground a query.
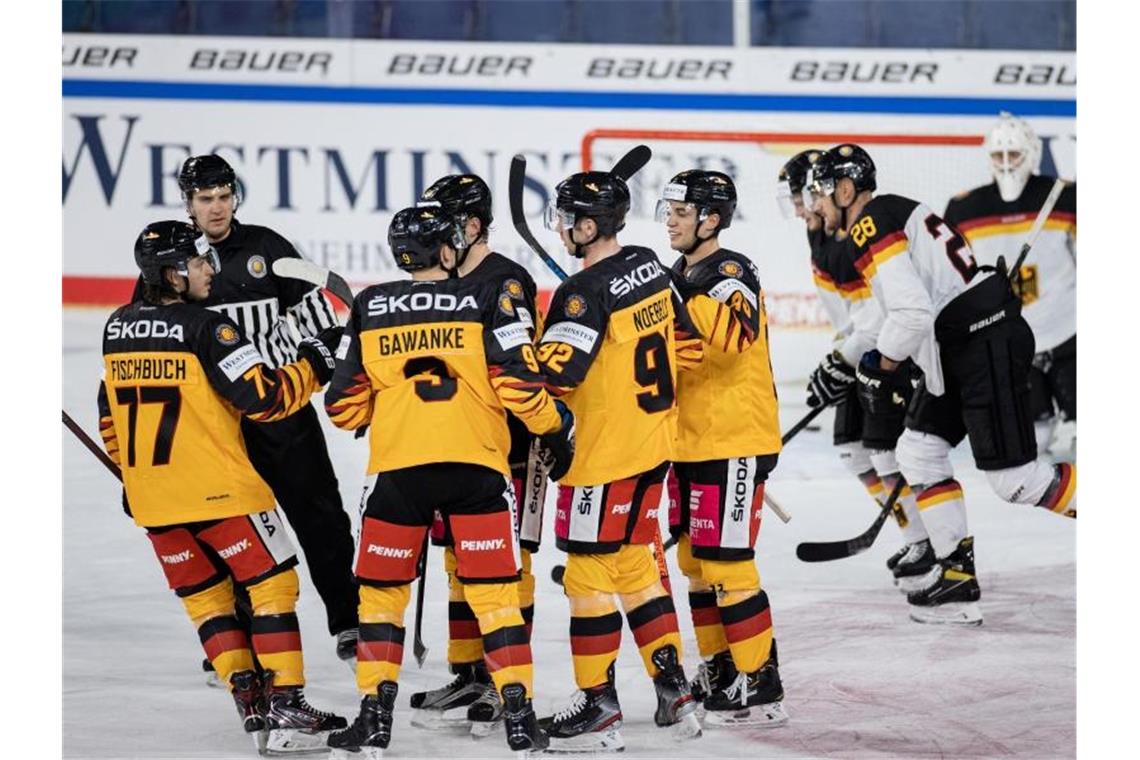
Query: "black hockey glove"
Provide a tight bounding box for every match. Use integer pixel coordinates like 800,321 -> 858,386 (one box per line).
540,400 -> 575,482
855,351 -> 918,450
806,351 -> 857,408
297,325 -> 344,385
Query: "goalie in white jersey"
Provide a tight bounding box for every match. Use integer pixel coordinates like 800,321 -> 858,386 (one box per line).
804,144 -> 1076,627
944,113 -> 1076,460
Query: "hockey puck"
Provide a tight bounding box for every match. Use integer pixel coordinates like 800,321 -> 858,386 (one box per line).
551,564 -> 565,585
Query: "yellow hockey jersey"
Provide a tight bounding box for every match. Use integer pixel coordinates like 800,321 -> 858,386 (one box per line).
324,275 -> 561,476
671,249 -> 781,461
97,301 -> 321,528
537,246 -> 698,485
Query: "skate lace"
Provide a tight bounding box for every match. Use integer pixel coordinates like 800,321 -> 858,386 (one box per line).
723,671 -> 753,707
901,542 -> 926,564
693,661 -> 712,694
552,690 -> 588,722
287,690 -> 338,719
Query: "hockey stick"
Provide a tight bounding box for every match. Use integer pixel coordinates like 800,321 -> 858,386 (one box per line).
609,143 -> 652,182
794,476 -> 905,563
1008,178 -> 1067,282
509,155 -> 569,281
271,257 -> 355,309
62,410 -> 122,481
412,535 -> 429,667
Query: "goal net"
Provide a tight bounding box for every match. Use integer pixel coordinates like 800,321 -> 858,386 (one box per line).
580,128 -> 990,333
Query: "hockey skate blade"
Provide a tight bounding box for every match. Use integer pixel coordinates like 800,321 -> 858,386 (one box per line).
545,727 -> 625,753
262,728 -> 337,755
330,747 -> 384,760
908,601 -> 983,627
703,701 -> 789,728
669,711 -> 702,741
410,705 -> 472,731
469,718 -> 502,739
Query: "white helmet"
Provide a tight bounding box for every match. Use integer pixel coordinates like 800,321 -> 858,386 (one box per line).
983,112 -> 1042,202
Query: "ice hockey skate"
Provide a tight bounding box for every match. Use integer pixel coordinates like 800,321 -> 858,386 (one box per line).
335,628 -> 359,671
908,536 -> 983,626
229,670 -> 268,752
649,644 -> 701,740
539,665 -> 624,753
467,684 -> 504,738
328,681 -> 398,760
702,650 -> 788,728
501,683 -> 549,756
408,661 -> 493,730
892,539 -> 939,593
261,672 -> 348,754
690,650 -> 736,706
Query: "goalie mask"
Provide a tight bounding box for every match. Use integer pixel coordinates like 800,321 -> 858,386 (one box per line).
984,112 -> 1042,202
134,220 -> 221,287
388,206 -> 455,272
418,173 -> 493,271
776,149 -> 822,219
545,171 -> 630,258
178,154 -> 244,210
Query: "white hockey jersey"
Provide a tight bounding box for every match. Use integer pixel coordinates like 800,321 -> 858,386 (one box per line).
808,225 -> 884,367
944,175 -> 1076,353
847,194 -> 983,396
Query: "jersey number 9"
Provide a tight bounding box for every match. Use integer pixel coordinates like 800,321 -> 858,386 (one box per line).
634,332 -> 675,413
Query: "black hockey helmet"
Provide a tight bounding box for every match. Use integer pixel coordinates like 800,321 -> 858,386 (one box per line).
178,154 -> 243,207
547,171 -> 630,238
776,149 -> 823,218
420,174 -> 493,231
388,206 -> 455,272
655,169 -> 737,231
806,144 -> 877,205
134,220 -> 221,286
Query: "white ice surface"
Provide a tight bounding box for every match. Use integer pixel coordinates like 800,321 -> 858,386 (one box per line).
63,308 -> 1074,759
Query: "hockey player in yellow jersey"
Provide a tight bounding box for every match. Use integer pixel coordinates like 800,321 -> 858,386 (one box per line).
535,170 -> 703,752
97,221 -> 346,753
407,173 -> 551,737
657,170 -> 787,728
323,206 -> 573,757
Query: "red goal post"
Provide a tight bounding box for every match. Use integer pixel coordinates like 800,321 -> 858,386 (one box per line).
579,128 -> 988,330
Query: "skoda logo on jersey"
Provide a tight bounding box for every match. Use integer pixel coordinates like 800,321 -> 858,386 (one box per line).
247,255 -> 267,278
564,294 -> 588,318
366,291 -> 478,316
609,259 -> 665,298
215,323 -> 241,346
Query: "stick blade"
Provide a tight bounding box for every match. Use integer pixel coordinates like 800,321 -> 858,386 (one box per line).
271,257 -> 354,308
508,154 -> 528,227
610,144 -> 652,181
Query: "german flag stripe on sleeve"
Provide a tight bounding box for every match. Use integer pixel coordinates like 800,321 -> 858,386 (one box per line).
855,230 -> 908,278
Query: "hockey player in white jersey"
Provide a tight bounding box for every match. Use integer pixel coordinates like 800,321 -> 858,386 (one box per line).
804,144 -> 1076,627
944,114 -> 1076,460
777,151 -> 936,592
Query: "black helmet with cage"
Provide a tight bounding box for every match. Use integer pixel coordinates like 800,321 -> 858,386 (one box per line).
388,206 -> 456,272
655,169 -> 737,229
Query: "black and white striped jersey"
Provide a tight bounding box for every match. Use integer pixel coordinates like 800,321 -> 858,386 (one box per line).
198,220 -> 337,369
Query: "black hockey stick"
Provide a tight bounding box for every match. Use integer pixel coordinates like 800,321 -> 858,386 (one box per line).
609,143 -> 652,181
795,476 -> 905,563
509,154 -> 569,281
1008,177 -> 1067,283
412,534 -> 429,667
62,410 -> 122,481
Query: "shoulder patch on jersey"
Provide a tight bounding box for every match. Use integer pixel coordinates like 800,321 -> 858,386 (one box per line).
498,294 -> 516,317
542,321 -> 600,353
493,322 -> 531,351
247,255 -> 268,279
217,344 -> 262,382
564,294 -> 588,319
215,323 -> 241,346
503,278 -> 525,300
718,259 -> 744,278
708,278 -> 758,309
